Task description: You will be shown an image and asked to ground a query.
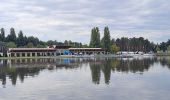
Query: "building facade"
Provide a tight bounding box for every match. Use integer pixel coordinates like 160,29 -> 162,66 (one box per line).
8,48 -> 56,57
7,45 -> 105,57
69,48 -> 105,55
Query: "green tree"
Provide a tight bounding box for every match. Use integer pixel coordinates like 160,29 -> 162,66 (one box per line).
6,42 -> 17,48
0,28 -> 5,42
111,44 -> 120,53
82,44 -> 89,48
17,30 -> 25,47
27,42 -> 34,48
167,45 -> 170,51
160,42 -> 167,52
89,27 -> 100,48
6,28 -> 17,42
47,40 -> 58,45
27,36 -> 39,46
38,41 -> 46,47
156,45 -> 160,52
102,27 -> 111,52
37,44 -> 46,48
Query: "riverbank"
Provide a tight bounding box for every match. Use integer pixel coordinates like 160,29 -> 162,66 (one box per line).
156,53 -> 170,56
0,54 -> 155,59
0,56 -> 74,60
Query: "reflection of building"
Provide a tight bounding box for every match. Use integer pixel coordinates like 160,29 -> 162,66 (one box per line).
8,45 -> 105,57
0,42 -> 7,57
0,57 -> 159,86
0,58 -> 86,86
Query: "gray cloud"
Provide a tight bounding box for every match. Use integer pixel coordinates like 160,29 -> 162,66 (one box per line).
0,0 -> 170,43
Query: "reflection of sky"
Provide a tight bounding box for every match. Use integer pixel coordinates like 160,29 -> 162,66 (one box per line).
0,58 -> 170,100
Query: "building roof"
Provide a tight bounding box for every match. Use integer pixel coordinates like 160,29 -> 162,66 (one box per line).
69,48 -> 103,50
9,48 -> 56,52
9,48 -> 55,50
69,48 -> 105,51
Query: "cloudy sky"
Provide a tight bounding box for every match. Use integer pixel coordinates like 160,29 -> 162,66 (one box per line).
0,0 -> 170,44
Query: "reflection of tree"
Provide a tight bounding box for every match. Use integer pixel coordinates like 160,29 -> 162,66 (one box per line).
90,63 -> 101,84
159,57 -> 170,69
0,66 -> 42,86
0,58 -> 81,87
90,59 -> 113,84
113,58 -> 155,73
101,59 -> 112,84
89,58 -> 157,85
0,57 -> 168,86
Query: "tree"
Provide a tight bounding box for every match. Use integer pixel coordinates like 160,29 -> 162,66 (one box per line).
89,27 -> 100,48
6,28 -> 17,42
27,36 -> 39,46
0,28 -> 5,42
111,44 -> 120,54
115,37 -> 155,52
17,30 -> 25,47
167,45 -> 170,51
47,40 -> 58,45
37,44 -> 46,48
64,40 -> 69,46
82,44 -> 89,48
6,42 -> 17,48
38,41 -> 46,47
27,42 -> 34,48
160,42 -> 167,52
102,27 -> 111,52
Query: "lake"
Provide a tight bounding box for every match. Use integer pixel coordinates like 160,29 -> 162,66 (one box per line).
0,57 -> 170,100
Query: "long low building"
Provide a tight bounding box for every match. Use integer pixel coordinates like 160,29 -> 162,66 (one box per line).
7,45 -> 106,57
8,48 -> 57,57
69,48 -> 105,55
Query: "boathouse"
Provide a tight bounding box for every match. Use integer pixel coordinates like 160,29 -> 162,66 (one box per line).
7,45 -> 105,57
69,48 -> 105,55
8,48 -> 56,57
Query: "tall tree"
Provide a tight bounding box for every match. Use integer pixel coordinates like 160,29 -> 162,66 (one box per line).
6,28 -> 17,42
102,27 -> 111,52
17,30 -> 25,47
89,27 -> 100,48
160,42 -> 167,52
0,28 -> 5,42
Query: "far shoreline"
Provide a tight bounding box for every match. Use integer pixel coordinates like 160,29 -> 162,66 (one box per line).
0,54 -> 167,60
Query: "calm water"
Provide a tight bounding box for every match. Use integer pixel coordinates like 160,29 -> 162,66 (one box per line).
0,57 -> 170,100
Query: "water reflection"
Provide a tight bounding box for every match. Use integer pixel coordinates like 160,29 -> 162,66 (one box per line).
90,58 -> 157,84
159,57 -> 170,69
0,57 -> 170,87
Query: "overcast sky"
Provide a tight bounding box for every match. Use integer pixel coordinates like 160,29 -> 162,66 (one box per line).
0,0 -> 170,44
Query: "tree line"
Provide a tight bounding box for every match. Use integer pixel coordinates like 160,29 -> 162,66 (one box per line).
89,27 -> 157,53
1,27 -> 169,53
158,40 -> 170,52
0,28 -> 83,48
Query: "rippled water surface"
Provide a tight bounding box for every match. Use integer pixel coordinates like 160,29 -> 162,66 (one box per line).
0,57 -> 170,100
